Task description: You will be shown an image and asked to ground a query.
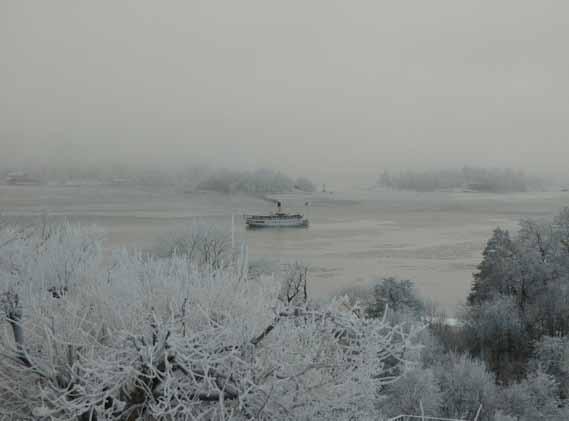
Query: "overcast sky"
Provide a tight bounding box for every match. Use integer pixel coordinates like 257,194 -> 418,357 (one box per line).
1,1 -> 568,181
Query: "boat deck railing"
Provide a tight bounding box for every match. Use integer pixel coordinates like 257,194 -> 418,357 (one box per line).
244,214 -> 304,220
388,416 -> 468,421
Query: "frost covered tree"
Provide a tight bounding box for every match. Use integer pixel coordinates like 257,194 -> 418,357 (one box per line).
0,223 -> 417,420
278,261 -> 309,305
468,228 -> 517,306
153,222 -> 233,270
464,294 -> 529,381
365,277 -> 425,321
555,207 -> 569,256
465,209 -> 569,380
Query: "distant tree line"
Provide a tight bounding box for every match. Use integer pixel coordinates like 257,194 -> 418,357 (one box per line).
0,164 -> 208,188
0,164 -> 316,194
378,166 -> 543,193
196,169 -> 315,194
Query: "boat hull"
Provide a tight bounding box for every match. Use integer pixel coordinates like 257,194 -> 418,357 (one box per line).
245,217 -> 309,228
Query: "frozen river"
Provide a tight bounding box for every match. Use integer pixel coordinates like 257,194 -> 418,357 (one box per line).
1,184 -> 568,313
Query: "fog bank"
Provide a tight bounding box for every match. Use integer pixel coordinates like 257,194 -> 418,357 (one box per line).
1,1 -> 568,183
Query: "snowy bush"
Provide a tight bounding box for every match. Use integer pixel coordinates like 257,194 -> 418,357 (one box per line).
365,277 -> 426,321
434,354 -> 497,421
247,257 -> 279,280
0,223 -> 417,420
153,222 -> 233,270
464,294 -> 529,380
378,368 -> 442,419
497,370 -> 566,420
531,335 -> 569,399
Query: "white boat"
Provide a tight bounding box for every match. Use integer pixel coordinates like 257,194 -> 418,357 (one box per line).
245,201 -> 309,228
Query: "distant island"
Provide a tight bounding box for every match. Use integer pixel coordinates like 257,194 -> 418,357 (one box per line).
377,166 -> 544,193
0,165 -> 316,195
196,169 -> 316,194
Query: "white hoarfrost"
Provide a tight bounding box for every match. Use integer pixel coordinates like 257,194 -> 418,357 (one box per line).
0,223 -> 417,420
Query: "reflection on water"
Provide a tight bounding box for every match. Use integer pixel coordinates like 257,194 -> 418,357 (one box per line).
1,185 -> 568,313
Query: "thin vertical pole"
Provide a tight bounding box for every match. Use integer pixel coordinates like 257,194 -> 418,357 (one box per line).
231,213 -> 235,249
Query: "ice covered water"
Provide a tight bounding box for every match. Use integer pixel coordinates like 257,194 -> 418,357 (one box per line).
2,184 -> 567,313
